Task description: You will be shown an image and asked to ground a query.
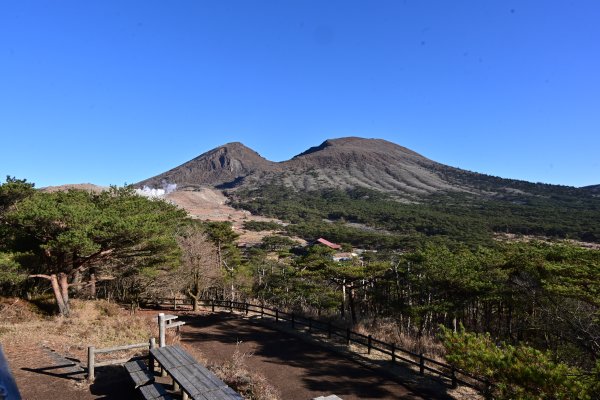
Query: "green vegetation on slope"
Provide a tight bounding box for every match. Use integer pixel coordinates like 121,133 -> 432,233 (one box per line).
229,184 -> 600,247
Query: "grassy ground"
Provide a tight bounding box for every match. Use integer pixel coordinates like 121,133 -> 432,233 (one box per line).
1,297 -> 156,364
0,297 -> 279,400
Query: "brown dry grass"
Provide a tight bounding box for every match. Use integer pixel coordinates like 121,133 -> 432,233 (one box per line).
0,298 -> 157,364
1,298 -> 280,399
354,318 -> 446,361
0,297 -> 41,323
211,342 -> 280,400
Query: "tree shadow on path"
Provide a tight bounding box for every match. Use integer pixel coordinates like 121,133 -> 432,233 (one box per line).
180,312 -> 436,400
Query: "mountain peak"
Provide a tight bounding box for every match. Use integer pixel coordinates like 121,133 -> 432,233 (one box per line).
219,141 -> 252,151
137,141 -> 275,189
292,136 -> 426,161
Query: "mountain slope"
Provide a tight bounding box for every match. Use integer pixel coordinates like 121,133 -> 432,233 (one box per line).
276,137 -> 462,195
137,137 -> 473,198
137,137 -> 600,245
137,137 -> 591,200
583,184 -> 600,195
138,142 -> 278,189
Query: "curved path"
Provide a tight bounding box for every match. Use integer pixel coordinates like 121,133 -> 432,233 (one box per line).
180,312 -> 426,400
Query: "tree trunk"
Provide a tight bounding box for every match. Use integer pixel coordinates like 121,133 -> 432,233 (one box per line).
341,281 -> 346,318
30,274 -> 70,317
348,286 -> 357,324
188,286 -> 200,312
216,242 -> 222,268
49,274 -> 69,316
90,273 -> 96,299
58,272 -> 70,316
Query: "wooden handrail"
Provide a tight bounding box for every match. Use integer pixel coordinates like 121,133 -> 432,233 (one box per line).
87,338 -> 155,382
199,298 -> 490,392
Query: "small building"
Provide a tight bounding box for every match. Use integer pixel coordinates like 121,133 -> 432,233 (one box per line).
315,237 -> 342,250
332,252 -> 358,262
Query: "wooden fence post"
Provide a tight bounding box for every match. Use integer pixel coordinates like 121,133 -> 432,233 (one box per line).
158,313 -> 166,348
346,328 -> 350,345
451,367 -> 457,388
229,301 -> 233,313
275,309 -> 279,323
173,296 -> 177,310
291,313 -> 295,328
260,305 -> 264,318
245,302 -> 249,315
484,380 -> 493,400
419,353 -> 425,375
308,318 -> 312,333
391,343 -> 396,364
327,321 -> 332,339
368,335 -> 372,354
211,299 -> 215,312
149,338 -> 156,373
87,346 -> 95,382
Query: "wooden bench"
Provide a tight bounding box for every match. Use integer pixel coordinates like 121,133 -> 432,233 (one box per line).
150,345 -> 242,400
124,360 -> 155,388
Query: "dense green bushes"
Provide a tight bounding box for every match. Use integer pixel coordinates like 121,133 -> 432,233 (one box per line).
441,327 -> 600,399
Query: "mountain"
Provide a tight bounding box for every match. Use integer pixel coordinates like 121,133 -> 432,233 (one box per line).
137,137 -> 587,199
138,137 -> 600,245
271,137 -> 460,195
138,142 -> 278,189
137,137 -> 466,196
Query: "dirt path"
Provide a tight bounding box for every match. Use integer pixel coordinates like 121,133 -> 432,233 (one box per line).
179,312 -> 425,400
4,341 -> 135,400
5,309 -> 438,399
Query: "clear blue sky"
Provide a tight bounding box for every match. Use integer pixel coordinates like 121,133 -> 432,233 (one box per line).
1,1 -> 599,188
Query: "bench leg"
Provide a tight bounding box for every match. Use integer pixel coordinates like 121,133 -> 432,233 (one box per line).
173,380 -> 180,391
182,391 -> 189,400
161,367 -> 167,377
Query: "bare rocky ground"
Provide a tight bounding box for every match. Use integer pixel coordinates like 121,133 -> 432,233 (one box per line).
164,188 -> 305,246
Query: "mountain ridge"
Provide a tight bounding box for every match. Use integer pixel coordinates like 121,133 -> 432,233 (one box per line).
136,137 -> 595,199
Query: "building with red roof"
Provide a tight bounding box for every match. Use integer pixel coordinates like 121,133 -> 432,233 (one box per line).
315,238 -> 342,250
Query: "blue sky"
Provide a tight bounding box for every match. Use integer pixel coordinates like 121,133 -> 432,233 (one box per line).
1,1 -> 599,188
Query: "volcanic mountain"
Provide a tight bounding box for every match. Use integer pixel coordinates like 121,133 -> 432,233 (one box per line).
137,137 -> 591,199
138,142 -> 278,189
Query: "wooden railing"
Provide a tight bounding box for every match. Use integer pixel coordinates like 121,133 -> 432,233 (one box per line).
197,299 -> 491,393
87,339 -> 155,382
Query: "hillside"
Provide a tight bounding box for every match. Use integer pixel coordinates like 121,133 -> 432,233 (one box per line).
138,142 -> 278,189
138,137 -> 467,197
135,137 -> 600,246
583,184 -> 600,195
137,137 -> 595,200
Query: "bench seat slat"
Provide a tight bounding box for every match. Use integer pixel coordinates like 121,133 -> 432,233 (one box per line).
139,382 -> 172,400
124,360 -> 154,388
170,345 -> 198,365
125,360 -> 147,373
